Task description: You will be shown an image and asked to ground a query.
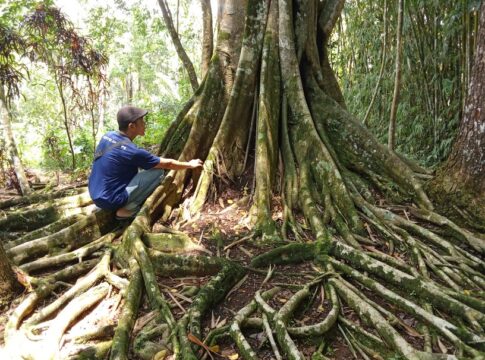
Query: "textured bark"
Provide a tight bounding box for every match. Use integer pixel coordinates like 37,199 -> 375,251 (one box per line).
250,0 -> 280,233
431,2 -> 485,225
441,3 -> 485,194
200,0 -> 213,78
0,243 -> 21,305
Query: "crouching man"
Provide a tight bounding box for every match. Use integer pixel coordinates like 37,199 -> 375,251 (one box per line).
88,106 -> 203,219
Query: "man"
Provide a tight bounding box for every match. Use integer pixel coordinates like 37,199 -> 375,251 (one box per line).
88,106 -> 203,219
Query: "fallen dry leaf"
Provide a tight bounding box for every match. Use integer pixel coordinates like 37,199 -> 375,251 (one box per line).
437,337 -> 448,354
208,345 -> 220,353
153,349 -> 168,360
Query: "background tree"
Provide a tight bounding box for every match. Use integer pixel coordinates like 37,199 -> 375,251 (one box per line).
157,0 -> 199,92
388,0 -> 404,151
363,0 -> 388,126
0,23 -> 24,300
332,0 -> 480,166
0,15 -> 26,296
0,21 -> 31,195
1,0 -> 205,176
23,4 -> 107,170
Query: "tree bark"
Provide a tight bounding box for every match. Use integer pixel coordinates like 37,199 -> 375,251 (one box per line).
157,0 -> 199,92
443,2 -> 485,195
0,87 -> 31,195
200,0 -> 213,79
57,75 -> 76,170
0,243 -> 21,306
431,2 -> 485,225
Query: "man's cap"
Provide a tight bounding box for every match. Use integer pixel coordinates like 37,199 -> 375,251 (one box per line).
117,106 -> 148,127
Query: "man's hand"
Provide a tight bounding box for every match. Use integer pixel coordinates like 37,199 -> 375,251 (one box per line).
188,159 -> 204,169
156,158 -> 204,170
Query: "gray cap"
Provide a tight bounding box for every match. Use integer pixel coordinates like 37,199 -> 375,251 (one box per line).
117,106 -> 148,128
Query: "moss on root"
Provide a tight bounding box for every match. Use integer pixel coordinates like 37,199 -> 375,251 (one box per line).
426,175 -> 485,232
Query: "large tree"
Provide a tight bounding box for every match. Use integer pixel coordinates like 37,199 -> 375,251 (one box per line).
430,2 -> 485,229
1,1 -> 484,359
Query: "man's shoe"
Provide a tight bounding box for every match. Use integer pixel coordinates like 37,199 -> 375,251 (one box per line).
115,207 -> 136,221
115,214 -> 136,221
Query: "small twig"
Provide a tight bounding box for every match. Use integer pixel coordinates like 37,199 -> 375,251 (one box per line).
165,290 -> 186,313
56,281 -> 74,288
403,209 -> 411,221
133,311 -> 157,335
224,233 -> 253,251
226,275 -> 249,299
338,324 -> 358,359
260,265 -> 275,288
364,223 -> 377,243
160,283 -> 195,301
239,245 -> 253,257
262,313 -> 282,360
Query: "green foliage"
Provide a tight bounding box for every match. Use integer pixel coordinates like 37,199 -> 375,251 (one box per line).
331,0 -> 478,167
42,127 -> 71,170
136,98 -> 182,148
73,128 -> 95,169
2,0 -> 203,174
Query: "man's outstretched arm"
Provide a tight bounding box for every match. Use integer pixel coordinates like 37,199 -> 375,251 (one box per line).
154,158 -> 203,170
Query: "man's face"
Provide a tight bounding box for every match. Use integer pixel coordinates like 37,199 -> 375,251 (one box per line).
130,117 -> 146,137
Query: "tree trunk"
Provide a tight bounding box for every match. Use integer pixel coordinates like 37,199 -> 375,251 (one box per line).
431,2 -> 485,226
57,76 -> 76,170
388,0 -> 404,151
125,73 -> 133,104
0,243 -> 21,306
200,0 -> 213,78
157,0 -> 199,92
363,0 -> 388,126
0,87 -> 31,196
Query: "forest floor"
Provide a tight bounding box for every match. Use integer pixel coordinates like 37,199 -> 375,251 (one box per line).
0,177 -> 451,359
155,189 -> 359,360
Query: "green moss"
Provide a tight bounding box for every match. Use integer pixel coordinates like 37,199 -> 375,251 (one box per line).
218,31 -> 231,41
0,206 -> 58,232
250,243 -> 316,268
426,177 -> 485,231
